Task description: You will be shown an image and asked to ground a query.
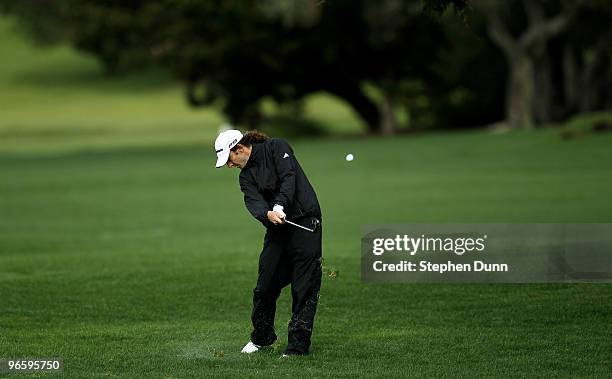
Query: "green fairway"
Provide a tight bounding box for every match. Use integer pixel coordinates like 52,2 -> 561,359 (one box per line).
1,12 -> 611,378
1,131 -> 612,377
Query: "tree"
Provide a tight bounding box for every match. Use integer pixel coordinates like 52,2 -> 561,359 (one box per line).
2,0 -> 469,133
473,0 -> 568,129
558,2 -> 612,115
472,0 -> 612,129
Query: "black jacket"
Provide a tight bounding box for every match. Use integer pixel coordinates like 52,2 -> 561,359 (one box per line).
239,138 -> 321,228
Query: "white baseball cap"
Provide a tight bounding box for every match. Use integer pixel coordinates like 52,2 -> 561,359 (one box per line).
214,129 -> 243,168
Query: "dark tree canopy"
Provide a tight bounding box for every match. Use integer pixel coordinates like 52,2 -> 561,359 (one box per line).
2,0 -> 475,132
3,0 -> 608,131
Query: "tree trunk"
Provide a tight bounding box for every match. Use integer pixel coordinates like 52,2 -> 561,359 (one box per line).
476,0 -> 568,128
507,55 -> 535,129
326,83 -> 381,134
562,44 -> 579,115
579,42 -> 609,112
380,93 -> 396,136
532,44 -> 555,123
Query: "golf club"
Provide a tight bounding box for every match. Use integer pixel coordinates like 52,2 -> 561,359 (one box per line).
284,219 -> 315,233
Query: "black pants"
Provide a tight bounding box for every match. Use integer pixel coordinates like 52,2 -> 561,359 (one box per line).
250,216 -> 322,355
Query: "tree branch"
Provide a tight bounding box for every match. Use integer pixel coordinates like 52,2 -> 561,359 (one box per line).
476,2 -> 517,58
521,13 -> 569,49
524,0 -> 545,25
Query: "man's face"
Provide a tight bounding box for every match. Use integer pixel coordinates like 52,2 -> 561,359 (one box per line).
226,145 -> 251,169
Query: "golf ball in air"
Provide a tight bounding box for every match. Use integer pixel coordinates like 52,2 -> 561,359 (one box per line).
345,153 -> 354,162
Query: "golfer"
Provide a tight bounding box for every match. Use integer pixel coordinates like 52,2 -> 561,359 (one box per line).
214,129 -> 323,356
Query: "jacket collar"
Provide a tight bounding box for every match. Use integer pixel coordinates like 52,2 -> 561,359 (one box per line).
245,142 -> 262,168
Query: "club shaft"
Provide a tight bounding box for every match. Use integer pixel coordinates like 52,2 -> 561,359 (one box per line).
284,219 -> 314,232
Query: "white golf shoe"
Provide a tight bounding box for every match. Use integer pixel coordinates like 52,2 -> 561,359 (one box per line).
241,341 -> 261,354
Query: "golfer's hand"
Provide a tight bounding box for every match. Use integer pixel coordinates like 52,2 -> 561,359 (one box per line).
267,211 -> 285,225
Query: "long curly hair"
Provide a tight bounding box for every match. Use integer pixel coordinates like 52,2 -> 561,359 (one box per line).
234,130 -> 268,148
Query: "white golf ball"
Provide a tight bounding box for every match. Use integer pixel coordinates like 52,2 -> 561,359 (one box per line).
345,153 -> 354,162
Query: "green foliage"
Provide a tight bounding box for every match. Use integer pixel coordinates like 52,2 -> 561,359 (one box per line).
0,0 -> 472,131
0,15 -> 365,155
422,0 -> 470,18
0,0 -> 66,44
4,1 -> 607,131
558,111 -> 612,140
429,9 -> 507,127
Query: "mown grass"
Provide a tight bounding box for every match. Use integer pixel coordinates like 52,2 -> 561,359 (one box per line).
1,14 -> 611,378
2,132 -> 612,377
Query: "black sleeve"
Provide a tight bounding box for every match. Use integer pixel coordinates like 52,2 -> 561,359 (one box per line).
239,172 -> 272,228
271,139 -> 296,208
